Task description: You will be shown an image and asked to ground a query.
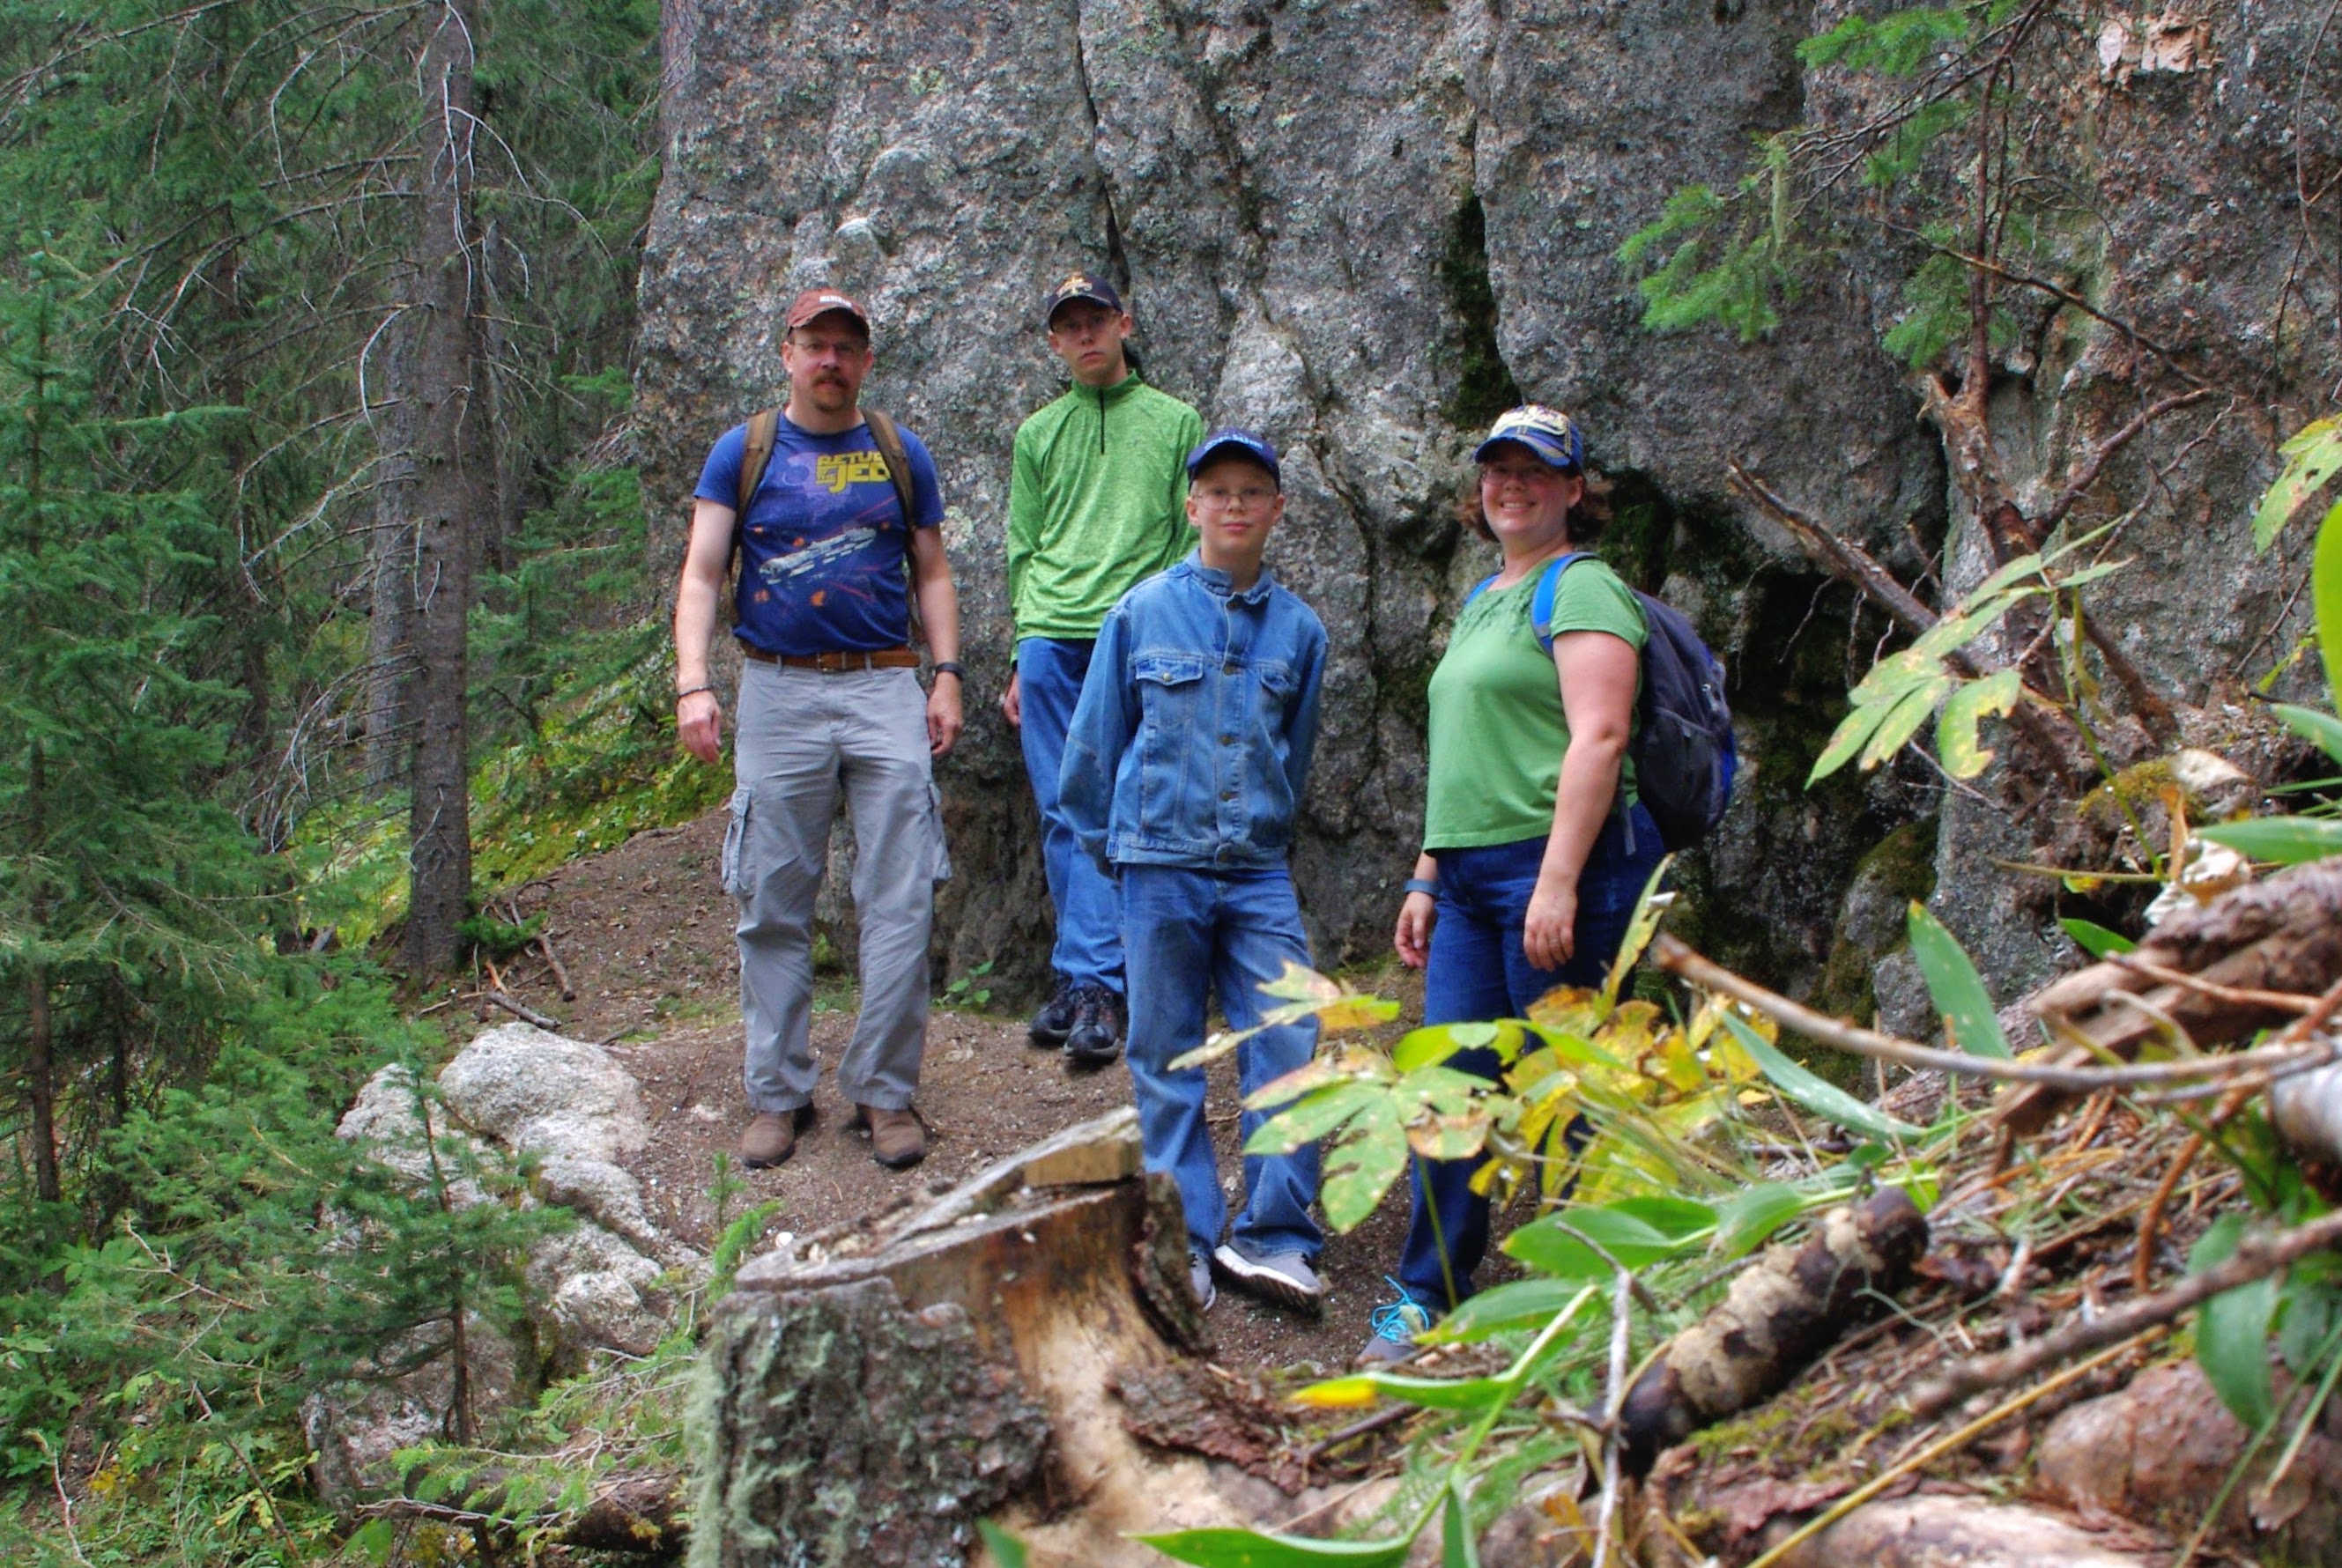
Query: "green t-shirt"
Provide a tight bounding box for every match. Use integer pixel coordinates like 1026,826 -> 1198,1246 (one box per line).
1422,558 -> 1647,850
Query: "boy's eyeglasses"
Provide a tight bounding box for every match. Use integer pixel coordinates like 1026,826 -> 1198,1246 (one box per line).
1194,485 -> 1277,507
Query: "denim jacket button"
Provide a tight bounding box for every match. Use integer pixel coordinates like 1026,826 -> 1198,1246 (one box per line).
1223,662 -> 1239,676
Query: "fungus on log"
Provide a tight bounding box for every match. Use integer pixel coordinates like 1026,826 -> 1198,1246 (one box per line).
2005,857 -> 2342,1135
689,1108 -> 1307,1568
1618,1187 -> 1928,1477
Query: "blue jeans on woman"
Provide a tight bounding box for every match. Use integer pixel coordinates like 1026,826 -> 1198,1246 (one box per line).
1396,803 -> 1664,1310
1122,864 -> 1323,1260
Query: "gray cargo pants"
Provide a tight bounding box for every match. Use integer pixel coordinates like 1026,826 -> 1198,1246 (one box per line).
724,662 -> 949,1113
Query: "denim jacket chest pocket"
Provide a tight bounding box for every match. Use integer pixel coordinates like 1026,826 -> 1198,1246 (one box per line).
1135,653 -> 1210,830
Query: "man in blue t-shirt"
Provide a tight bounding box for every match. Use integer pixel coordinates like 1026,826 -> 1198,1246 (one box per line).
673,287 -> 964,1173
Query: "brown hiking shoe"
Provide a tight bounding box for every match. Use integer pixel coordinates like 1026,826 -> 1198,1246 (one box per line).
739,1106 -> 813,1169
856,1105 -> 928,1169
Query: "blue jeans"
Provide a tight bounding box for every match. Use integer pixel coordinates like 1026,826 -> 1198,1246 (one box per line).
1018,637 -> 1123,993
1397,805 -> 1664,1309
1122,865 -> 1323,1258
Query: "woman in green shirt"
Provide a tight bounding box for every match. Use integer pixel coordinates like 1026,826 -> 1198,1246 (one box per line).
1360,404 -> 1665,1365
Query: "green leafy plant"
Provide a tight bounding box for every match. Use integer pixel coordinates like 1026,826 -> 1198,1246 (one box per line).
1806,529 -> 2126,785
944,959 -> 997,1010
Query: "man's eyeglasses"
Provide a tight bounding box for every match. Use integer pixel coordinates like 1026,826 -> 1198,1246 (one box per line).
1194,485 -> 1277,507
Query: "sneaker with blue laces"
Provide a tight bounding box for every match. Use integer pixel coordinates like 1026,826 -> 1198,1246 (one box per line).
1354,1277 -> 1431,1367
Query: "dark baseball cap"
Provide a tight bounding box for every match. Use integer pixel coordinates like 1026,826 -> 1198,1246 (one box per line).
1043,271 -> 1125,325
1472,403 -> 1585,470
784,288 -> 871,333
1185,428 -> 1281,490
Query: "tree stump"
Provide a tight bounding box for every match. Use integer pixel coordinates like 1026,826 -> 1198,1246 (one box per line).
690,1108 -> 1308,1568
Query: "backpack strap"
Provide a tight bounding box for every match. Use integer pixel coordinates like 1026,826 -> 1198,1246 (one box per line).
730,408 -> 781,581
1529,552 -> 1594,651
860,406 -> 921,542
1463,554 -> 1591,643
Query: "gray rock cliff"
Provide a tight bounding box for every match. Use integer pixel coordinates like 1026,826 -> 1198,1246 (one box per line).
636,0 -> 2341,1010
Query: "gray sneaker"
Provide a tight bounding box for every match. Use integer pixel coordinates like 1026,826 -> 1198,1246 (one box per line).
1188,1246 -> 1216,1312
1354,1279 -> 1432,1367
1212,1239 -> 1325,1315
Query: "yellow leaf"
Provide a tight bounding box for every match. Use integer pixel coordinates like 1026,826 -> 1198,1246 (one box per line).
1290,1376 -> 1381,1409
1648,1025 -> 1710,1097
1528,985 -> 1605,1037
1318,995 -> 1403,1033
1406,1111 -> 1490,1161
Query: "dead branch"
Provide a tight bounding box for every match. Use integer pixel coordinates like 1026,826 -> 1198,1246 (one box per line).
1909,1208 -> 2342,1417
2040,388 -> 2222,534
1653,935 -> 2333,1092
1592,1268 -> 1634,1568
482,990 -> 559,1031
1726,463 -> 1938,637
357,1466 -> 681,1556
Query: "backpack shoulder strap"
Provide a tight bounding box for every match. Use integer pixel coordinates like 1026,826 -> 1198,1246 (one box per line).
860,406 -> 921,539
737,408 -> 779,516
1464,572 -> 1500,607
732,408 -> 780,573
1530,552 -> 1595,652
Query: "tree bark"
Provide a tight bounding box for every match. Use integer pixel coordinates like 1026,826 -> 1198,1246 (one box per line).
402,0 -> 492,975
364,314 -> 419,794
1619,1188 -> 1928,1477
696,1109 -> 1304,1568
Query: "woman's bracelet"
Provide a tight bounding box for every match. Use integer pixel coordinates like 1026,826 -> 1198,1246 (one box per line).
1403,877 -> 1439,899
676,684 -> 715,702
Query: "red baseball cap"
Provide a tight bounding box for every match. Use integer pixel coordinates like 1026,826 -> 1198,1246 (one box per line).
784,288 -> 871,333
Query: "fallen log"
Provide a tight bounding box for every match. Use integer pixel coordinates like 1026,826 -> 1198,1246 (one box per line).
2005,856 -> 2342,1133
691,1108 -> 1308,1568
1618,1187 -> 1928,1477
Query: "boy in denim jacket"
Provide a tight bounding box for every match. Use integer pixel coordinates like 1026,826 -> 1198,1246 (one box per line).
1059,429 -> 1330,1314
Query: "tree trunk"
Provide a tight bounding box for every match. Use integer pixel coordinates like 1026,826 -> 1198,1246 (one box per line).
24,738 -> 58,1206
364,316 -> 419,794
25,958 -> 57,1207
695,1109 -> 1310,1568
402,0 -> 492,975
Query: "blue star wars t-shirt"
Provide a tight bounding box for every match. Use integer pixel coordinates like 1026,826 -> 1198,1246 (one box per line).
694,413 -> 946,657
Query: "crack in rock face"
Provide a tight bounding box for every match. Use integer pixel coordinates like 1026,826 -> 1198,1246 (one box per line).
637,0 -> 2342,1005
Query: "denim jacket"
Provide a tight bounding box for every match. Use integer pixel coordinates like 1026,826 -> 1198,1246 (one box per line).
1060,553 -> 1327,871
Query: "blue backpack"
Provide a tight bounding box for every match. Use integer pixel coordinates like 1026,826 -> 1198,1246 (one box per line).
1468,554 -> 1738,852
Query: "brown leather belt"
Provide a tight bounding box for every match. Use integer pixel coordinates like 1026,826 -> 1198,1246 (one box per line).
742,645 -> 920,672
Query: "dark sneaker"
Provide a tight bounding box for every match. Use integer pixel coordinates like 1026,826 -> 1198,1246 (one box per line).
1213,1239 -> 1326,1316
1189,1246 -> 1216,1313
1028,978 -> 1078,1048
851,1104 -> 929,1169
740,1105 -> 815,1170
1064,986 -> 1126,1068
1354,1277 -> 1432,1367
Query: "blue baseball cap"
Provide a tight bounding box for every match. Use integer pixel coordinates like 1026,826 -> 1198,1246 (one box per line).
1184,428 -> 1282,489
1472,404 -> 1585,470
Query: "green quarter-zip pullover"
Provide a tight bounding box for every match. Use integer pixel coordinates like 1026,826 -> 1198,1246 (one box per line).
1007,371 -> 1204,642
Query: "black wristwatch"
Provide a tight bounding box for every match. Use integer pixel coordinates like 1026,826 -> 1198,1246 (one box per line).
931,661 -> 964,679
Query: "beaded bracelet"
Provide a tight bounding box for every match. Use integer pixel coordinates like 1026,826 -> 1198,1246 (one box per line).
676,684 -> 715,702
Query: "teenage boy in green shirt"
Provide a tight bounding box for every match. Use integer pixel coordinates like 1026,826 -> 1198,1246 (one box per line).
1004,273 -> 1204,1067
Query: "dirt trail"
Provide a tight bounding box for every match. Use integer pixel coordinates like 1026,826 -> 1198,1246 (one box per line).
484,804 -> 1421,1372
